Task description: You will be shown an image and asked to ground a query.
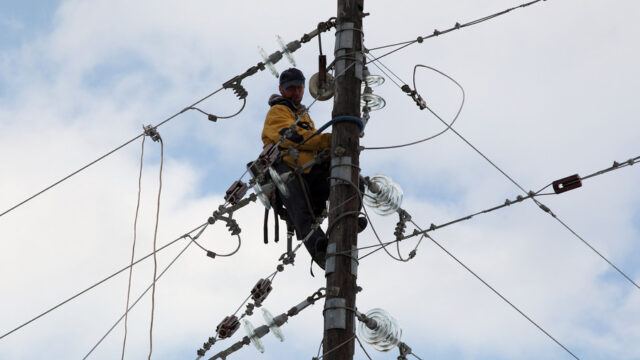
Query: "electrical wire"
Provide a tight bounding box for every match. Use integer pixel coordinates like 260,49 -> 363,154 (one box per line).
355,336 -> 373,360
187,98 -> 247,121
0,223 -> 207,341
0,87 -> 226,220
426,232 -> 580,359
366,0 -> 548,64
121,136 -> 146,360
363,64 -> 465,150
83,237 -> 196,360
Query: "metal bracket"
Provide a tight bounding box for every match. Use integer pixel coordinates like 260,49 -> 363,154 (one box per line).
324,298 -> 347,330
334,22 -> 363,80
330,156 -> 353,186
325,243 -> 358,277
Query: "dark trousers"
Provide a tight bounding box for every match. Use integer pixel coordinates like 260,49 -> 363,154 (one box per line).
274,161 -> 330,259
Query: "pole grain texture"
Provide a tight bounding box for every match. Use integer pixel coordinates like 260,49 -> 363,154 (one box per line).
324,1 -> 365,359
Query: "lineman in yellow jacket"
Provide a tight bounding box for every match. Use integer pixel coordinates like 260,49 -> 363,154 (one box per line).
262,68 -> 331,269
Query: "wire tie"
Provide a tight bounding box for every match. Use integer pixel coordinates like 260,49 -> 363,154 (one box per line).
433,29 -> 441,36
416,36 -> 424,43
455,22 -> 461,29
613,161 -> 620,167
429,223 -> 436,230
627,159 -> 634,166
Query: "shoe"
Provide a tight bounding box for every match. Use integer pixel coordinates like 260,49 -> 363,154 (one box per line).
358,216 -> 368,233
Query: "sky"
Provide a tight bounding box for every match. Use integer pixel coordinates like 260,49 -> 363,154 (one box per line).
1,0 -> 639,359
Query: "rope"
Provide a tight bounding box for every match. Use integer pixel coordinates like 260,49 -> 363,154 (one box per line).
147,138 -> 164,360
121,135 -> 146,360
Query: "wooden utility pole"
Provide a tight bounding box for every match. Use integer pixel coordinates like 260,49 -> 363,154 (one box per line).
324,1 -> 364,359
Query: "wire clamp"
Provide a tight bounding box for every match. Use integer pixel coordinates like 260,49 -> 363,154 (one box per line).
401,84 -> 427,110
143,125 -> 162,142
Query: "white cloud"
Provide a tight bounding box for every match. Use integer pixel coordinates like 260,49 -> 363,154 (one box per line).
1,0 -> 640,359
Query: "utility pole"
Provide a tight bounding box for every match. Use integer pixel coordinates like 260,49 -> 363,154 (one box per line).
324,1 -> 364,359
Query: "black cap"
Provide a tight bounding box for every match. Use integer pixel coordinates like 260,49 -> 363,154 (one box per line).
279,68 -> 305,89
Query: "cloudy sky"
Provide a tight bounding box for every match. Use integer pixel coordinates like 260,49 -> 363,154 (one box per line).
1,0 -> 639,359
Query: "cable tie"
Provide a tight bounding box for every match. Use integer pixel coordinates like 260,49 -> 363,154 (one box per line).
454,22 -> 461,29
416,36 -> 424,43
433,29 -> 441,36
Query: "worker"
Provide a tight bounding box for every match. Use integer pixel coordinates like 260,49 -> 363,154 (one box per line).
262,68 -> 331,269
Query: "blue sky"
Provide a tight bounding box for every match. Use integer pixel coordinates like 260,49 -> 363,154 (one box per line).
1,1 -> 639,359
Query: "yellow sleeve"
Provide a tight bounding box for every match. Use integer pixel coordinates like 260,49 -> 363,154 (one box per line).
262,105 -> 331,151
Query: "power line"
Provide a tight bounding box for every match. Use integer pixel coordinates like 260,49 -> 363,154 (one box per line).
0,223 -> 207,341
366,0 -> 548,64
426,232 -> 581,360
0,86 -> 224,220
362,64 -> 464,150
83,233 -> 200,360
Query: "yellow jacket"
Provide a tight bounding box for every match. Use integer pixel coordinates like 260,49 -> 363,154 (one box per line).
262,95 -> 331,172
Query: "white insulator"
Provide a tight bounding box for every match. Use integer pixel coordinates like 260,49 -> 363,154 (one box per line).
360,86 -> 386,111
357,308 -> 402,352
261,307 -> 284,342
364,174 -> 403,216
243,319 -> 265,353
258,46 -> 280,78
276,35 -> 296,66
268,167 -> 290,198
252,182 -> 273,209
362,74 -> 385,88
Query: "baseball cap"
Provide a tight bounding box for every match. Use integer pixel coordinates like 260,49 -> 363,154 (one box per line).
279,68 -> 305,89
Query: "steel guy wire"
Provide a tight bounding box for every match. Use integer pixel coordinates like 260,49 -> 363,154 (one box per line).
0,222 -> 208,341
426,232 -> 580,360
83,236 -> 198,360
365,0 -> 548,64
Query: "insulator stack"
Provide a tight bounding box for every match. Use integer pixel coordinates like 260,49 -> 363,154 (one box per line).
364,174 -> 403,216
357,308 -> 403,352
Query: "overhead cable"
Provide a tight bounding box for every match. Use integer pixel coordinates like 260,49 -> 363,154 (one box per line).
0,223 -> 207,341
0,17 -> 339,221
366,0 -> 549,64
362,64 -> 464,150
82,228 -> 205,360
425,232 -> 580,359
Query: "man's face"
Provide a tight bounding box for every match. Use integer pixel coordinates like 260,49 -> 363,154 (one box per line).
279,84 -> 304,105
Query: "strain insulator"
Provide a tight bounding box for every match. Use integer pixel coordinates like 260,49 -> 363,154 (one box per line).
225,181 -> 248,205
251,278 -> 273,304
552,174 -> 582,194
216,315 -> 240,339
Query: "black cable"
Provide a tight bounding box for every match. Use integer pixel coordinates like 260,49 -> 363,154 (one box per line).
0,86 -> 225,220
0,223 -> 207,341
426,233 -> 580,359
